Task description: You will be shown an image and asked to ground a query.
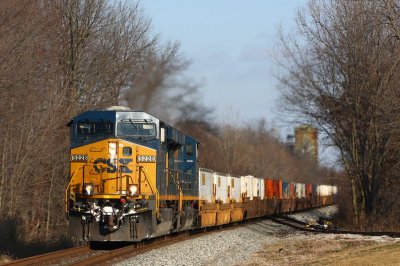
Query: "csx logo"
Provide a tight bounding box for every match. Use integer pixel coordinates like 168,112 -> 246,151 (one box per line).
93,158 -> 133,173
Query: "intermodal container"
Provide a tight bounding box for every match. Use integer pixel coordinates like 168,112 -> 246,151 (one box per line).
305,184 -> 313,198
240,175 -> 254,200
264,178 -> 274,198
258,178 -> 265,199
295,183 -> 304,198
199,168 -> 214,203
282,181 -> 290,199
214,172 -> 229,203
229,174 -> 241,202
273,179 -> 282,199
251,177 -> 258,198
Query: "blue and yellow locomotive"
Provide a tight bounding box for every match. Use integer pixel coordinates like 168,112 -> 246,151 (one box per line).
66,106 -> 199,242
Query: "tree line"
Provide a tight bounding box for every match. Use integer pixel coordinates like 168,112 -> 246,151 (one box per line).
277,0 -> 400,228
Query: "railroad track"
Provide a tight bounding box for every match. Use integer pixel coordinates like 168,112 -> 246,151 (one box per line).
270,215 -> 400,238
0,213 -> 332,266
3,225 -> 238,266
270,216 -> 312,231
74,225 -> 244,266
8,206 -> 400,265
3,245 -> 91,266
72,233 -> 193,266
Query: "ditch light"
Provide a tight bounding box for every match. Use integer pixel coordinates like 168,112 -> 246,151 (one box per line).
128,184 -> 138,196
84,183 -> 94,196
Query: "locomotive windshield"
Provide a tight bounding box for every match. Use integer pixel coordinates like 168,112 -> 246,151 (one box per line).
76,122 -> 114,136
117,122 -> 156,137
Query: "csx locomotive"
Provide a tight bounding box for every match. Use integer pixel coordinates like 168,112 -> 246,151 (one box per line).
66,107 -> 336,242
66,106 -> 199,242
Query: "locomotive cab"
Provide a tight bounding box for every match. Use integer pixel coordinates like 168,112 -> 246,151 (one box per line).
66,107 -> 199,242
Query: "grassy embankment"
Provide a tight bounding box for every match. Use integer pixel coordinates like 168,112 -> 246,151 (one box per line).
248,236 -> 400,265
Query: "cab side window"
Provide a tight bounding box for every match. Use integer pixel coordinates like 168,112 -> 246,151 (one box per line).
186,143 -> 193,156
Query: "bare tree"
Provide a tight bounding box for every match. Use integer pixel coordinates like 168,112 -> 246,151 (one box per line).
60,0 -> 157,114
276,0 -> 400,225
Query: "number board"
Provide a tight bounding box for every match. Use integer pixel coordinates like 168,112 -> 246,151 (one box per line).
71,154 -> 89,162
137,155 -> 156,163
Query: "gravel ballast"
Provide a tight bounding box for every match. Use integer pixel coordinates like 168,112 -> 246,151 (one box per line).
115,220 -> 297,266
114,206 -> 399,266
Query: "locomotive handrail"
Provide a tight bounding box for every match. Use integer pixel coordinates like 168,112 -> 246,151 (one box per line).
138,166 -> 160,218
166,168 -> 184,212
165,168 -> 197,192
165,169 -> 198,212
169,169 -> 182,193
166,168 -> 197,212
65,171 -> 77,213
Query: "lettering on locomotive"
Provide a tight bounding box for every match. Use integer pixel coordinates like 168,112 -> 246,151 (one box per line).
93,158 -> 133,173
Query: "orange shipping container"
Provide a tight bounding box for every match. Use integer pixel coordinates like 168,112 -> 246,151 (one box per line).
305,184 -> 313,198
273,179 -> 282,199
264,179 -> 274,198
264,178 -> 283,199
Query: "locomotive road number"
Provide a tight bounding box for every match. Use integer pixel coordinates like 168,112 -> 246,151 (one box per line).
137,155 -> 156,163
71,154 -> 89,162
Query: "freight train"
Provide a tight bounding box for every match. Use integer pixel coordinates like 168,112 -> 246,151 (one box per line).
66,107 -> 337,242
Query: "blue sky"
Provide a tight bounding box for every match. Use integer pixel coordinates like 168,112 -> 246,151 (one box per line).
141,1 -> 308,127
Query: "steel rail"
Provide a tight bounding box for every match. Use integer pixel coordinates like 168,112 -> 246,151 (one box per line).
71,221 -> 248,265
3,246 -> 90,266
70,230 -> 218,266
270,215 -> 400,238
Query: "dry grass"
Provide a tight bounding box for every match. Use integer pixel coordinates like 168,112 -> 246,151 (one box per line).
245,236 -> 400,266
315,242 -> 400,266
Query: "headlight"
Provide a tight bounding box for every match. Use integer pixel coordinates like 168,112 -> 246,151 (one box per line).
128,184 -> 138,196
84,183 -> 94,196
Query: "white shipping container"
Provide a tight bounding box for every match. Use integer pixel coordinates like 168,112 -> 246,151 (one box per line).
214,172 -> 229,203
258,178 -> 265,200
317,185 -> 331,196
329,185 -> 335,196
199,168 -> 214,203
295,183 -> 304,198
229,175 -> 241,202
252,177 -> 258,198
240,175 -> 254,200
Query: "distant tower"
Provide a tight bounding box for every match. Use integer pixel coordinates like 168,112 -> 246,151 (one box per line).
286,134 -> 295,153
294,125 -> 318,161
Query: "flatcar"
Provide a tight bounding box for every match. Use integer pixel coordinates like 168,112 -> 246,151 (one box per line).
65,107 -> 337,243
